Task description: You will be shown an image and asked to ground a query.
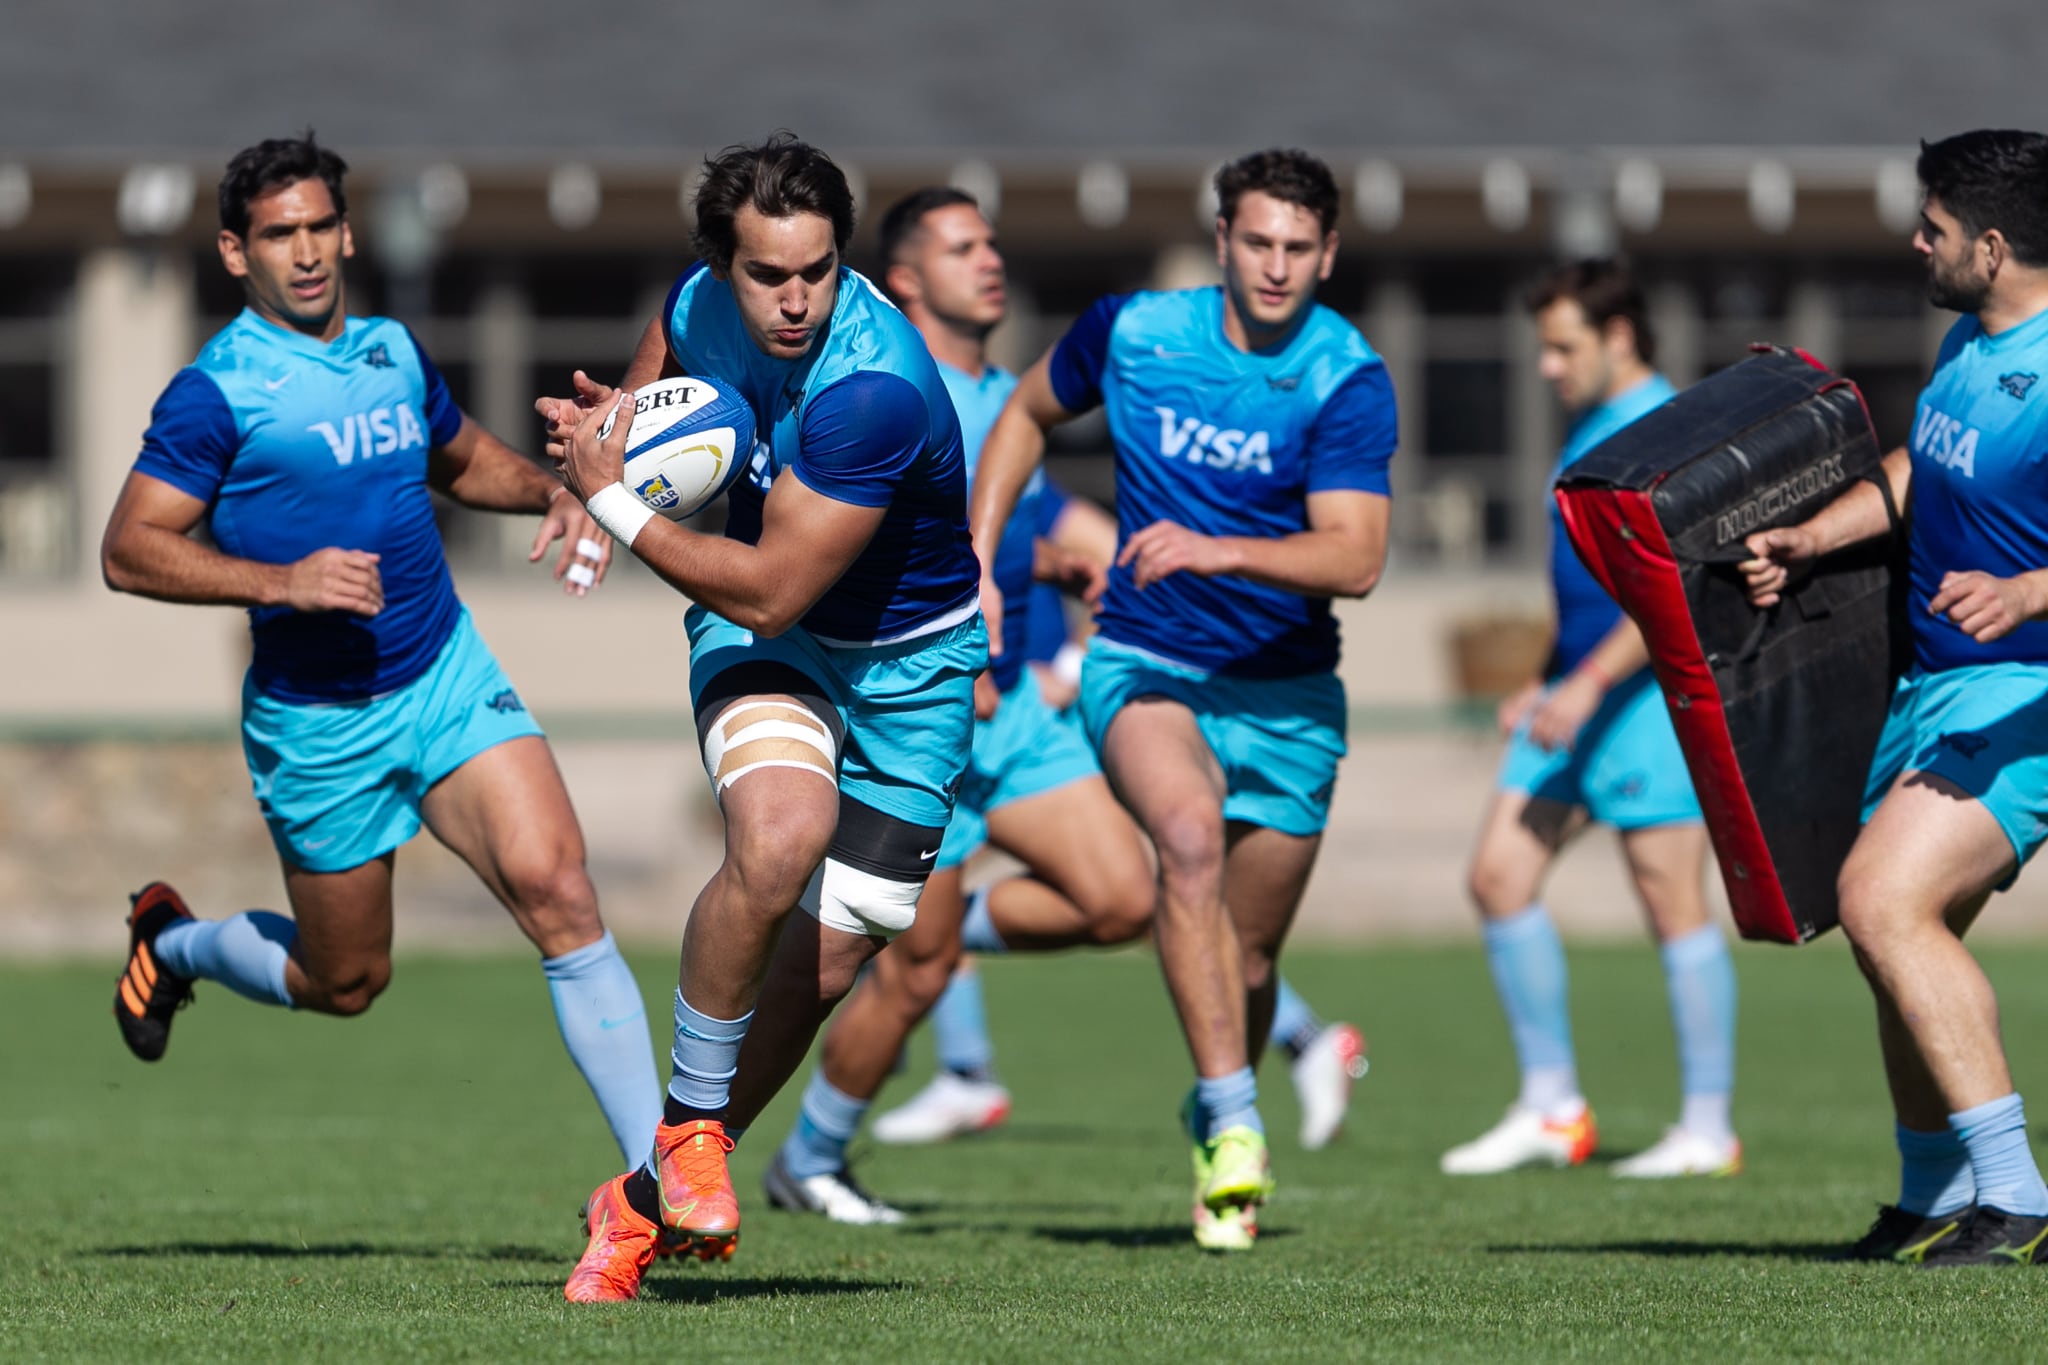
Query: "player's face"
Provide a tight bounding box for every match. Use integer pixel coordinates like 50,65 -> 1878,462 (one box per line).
1535,298 -> 1627,412
219,178 -> 353,337
1216,191 -> 1336,336
1915,195 -> 1993,314
900,204 -> 1006,333
723,205 -> 841,360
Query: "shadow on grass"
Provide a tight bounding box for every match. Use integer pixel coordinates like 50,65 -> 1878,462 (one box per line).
493,1275 -> 903,1304
979,1122 -> 1161,1148
1489,1239 -> 1845,1262
1034,1224 -> 1298,1250
96,1241 -> 557,1263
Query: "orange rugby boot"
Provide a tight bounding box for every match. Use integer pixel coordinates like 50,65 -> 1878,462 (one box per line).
565,1175 -> 659,1302
652,1119 -> 740,1261
114,882 -> 197,1062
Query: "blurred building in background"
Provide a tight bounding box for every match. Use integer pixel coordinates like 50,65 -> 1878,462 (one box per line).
0,0 -> 2027,723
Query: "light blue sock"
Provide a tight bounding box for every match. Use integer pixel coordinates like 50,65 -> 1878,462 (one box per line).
152,912 -> 295,1007
959,886 -> 1007,954
1270,977 -> 1322,1056
541,931 -> 662,1168
779,1069 -> 870,1179
1482,904 -> 1579,1113
931,965 -> 996,1080
1660,924 -> 1737,1141
1951,1093 -> 2048,1216
666,989 -> 751,1113
1897,1124 -> 1976,1216
1195,1067 -> 1262,1140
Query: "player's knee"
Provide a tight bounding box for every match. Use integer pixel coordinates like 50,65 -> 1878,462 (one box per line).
504,856 -> 599,932
1836,860 -> 1911,955
1073,862 -> 1155,944
726,812 -> 834,911
302,957 -> 392,1017
1150,805 -> 1225,883
1467,856 -> 1530,919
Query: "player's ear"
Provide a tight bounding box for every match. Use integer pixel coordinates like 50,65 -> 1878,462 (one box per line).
218,230 -> 248,279
1318,229 -> 1339,282
883,261 -> 920,307
339,218 -> 356,260
1213,215 -> 1229,269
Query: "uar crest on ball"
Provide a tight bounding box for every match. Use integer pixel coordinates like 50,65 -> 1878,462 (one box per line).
598,374 -> 756,522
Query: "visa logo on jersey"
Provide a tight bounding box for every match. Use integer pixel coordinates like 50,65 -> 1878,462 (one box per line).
308,406 -> 428,467
1914,404 -> 1981,478
1153,406 -> 1274,474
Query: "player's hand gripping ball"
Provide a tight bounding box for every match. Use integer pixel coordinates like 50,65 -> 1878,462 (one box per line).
595,375 -> 757,521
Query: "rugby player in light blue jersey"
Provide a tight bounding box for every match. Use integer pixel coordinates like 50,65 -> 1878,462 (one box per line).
538,138 -> 987,1298
973,149 -> 1396,1251
103,136 -> 661,1181
1743,130 -> 2048,1266
1441,260 -> 1739,1180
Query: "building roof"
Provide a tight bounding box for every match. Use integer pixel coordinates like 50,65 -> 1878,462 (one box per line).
8,0 -> 2041,166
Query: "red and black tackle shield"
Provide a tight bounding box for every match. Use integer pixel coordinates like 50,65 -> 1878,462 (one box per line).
1554,346 -> 1905,943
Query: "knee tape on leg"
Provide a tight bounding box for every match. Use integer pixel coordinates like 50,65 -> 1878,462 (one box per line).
799,858 -> 925,940
701,701 -> 836,793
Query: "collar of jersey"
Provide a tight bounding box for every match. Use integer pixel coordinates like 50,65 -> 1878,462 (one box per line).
1202,286 -> 1317,368
1970,300 -> 2048,355
234,307 -> 363,357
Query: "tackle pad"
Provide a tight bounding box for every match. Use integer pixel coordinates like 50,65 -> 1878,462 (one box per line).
1555,346 -> 1905,943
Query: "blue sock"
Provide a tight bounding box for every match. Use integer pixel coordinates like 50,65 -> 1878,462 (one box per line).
779,1069 -> 870,1179
959,886 -> 1007,954
666,989 -> 751,1114
541,931 -> 662,1169
1195,1067 -> 1262,1140
931,966 -> 996,1080
1270,977 -> 1323,1058
1660,924 -> 1737,1141
1897,1124 -> 1976,1216
1482,904 -> 1578,1113
153,912 -> 295,1007
1950,1093 -> 2048,1216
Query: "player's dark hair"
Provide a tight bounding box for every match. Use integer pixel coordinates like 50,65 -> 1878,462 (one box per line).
1526,258 -> 1657,365
218,131 -> 349,237
878,186 -> 979,266
1917,129 -> 2048,267
692,133 -> 857,273
1214,149 -> 1340,235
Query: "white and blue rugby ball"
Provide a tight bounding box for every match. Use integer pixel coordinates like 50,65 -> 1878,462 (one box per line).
598,375 -> 755,521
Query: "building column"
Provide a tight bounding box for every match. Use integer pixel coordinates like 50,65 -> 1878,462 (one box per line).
1363,279 -> 1422,462
473,277 -> 541,567
68,247 -> 192,582
1505,290 -> 1553,565
1650,280 -> 1701,387
1785,280 -> 1842,371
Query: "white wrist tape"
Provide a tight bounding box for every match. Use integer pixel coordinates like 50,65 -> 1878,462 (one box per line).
585,483 -> 656,548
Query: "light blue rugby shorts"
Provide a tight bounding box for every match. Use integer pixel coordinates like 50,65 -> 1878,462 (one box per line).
241,608 -> 543,873
934,673 -> 1101,870
1863,661 -> 2048,871
685,605 -> 985,832
1497,669 -> 1701,830
1076,636 -> 1346,838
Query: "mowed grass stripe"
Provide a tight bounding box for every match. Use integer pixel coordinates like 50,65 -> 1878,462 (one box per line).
4,943 -> 2046,1361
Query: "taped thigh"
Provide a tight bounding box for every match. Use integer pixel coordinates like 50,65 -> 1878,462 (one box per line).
701,699 -> 838,794
798,794 -> 949,940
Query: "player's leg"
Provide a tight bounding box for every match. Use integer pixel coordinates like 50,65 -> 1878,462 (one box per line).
1265,976 -> 1369,1151
1839,772 -> 2048,1264
760,865 -> 969,1220
419,734 -> 660,1171
1608,820 -> 1741,1177
1442,786 -> 1595,1174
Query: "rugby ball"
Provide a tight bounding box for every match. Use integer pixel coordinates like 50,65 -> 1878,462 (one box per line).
598,375 -> 756,521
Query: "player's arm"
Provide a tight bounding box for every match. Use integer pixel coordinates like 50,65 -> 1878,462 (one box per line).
1120,489 -> 1389,597
973,354 -> 1073,584
1523,616 -> 1653,751
428,414 -> 612,595
101,471 -> 383,615
1740,444 -> 1910,606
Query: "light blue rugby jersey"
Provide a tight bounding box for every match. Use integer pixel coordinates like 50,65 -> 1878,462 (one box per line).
132,310 -> 464,703
662,264 -> 981,646
1909,307 -> 2048,672
1547,373 -> 1676,677
939,359 -> 1042,689
1048,287 -> 1398,677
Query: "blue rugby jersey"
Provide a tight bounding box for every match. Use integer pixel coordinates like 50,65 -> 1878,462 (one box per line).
132,310 -> 465,703
940,358 -> 1042,689
1547,373 -> 1677,678
1909,308 -> 2048,671
1025,479 -> 1074,667
663,264 -> 981,646
1048,287 -> 1397,677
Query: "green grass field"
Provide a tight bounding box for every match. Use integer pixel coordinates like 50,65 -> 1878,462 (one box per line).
7,941 -> 2048,1361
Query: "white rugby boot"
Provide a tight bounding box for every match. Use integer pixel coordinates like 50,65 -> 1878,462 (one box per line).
1439,1100 -> 1598,1174
1290,1022 -> 1368,1151
1610,1126 -> 1743,1178
762,1150 -> 906,1225
869,1071 -> 1011,1145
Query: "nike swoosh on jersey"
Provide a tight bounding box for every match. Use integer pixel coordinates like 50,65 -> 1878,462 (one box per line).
264,373 -> 293,391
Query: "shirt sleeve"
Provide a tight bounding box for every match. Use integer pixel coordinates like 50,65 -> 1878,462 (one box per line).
792,371 -> 931,508
1047,293 -> 1133,413
402,325 -> 464,447
1304,362 -> 1399,496
131,368 -> 239,504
